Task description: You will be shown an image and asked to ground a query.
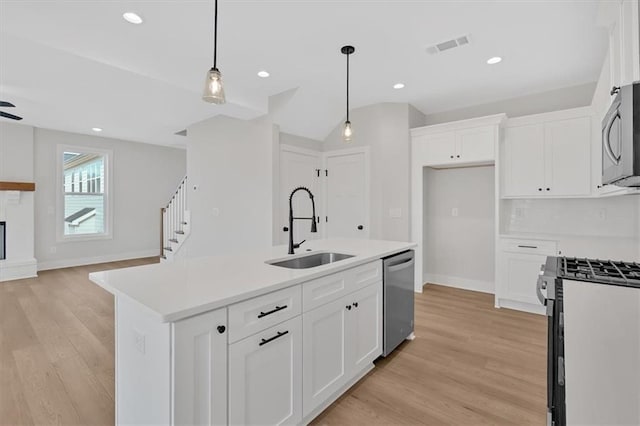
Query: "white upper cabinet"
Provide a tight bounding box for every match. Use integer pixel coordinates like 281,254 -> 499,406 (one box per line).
455,126 -> 495,164
601,0 -> 640,89
544,117 -> 591,197
502,109 -> 592,198
411,115 -> 504,168
503,124 -> 546,197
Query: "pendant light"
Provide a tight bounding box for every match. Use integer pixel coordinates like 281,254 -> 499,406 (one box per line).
202,0 -> 226,104
341,45 -> 355,142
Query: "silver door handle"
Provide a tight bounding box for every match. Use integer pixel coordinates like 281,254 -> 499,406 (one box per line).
536,276 -> 547,306
603,110 -> 621,165
387,258 -> 415,273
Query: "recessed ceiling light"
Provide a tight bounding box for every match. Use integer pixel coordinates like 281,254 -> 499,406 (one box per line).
487,56 -> 502,65
123,12 -> 143,25
257,70 -> 270,78
92,127 -> 103,132
393,83 -> 405,89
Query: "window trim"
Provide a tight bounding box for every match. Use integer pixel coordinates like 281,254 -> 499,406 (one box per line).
56,144 -> 113,242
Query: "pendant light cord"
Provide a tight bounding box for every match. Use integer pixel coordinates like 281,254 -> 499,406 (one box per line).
213,0 -> 218,69
346,52 -> 350,122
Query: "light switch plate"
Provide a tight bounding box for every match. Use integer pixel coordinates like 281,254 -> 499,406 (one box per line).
133,330 -> 146,354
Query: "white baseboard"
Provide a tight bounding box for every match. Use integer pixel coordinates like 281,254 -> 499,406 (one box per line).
423,273 -> 494,294
0,258 -> 38,282
496,298 -> 546,315
37,249 -> 159,271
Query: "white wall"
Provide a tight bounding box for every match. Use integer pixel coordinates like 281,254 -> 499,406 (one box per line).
424,82 -> 596,126
323,103 -> 423,242
280,132 -> 322,152
186,115 -> 275,257
423,166 -> 496,292
34,128 -> 186,270
0,122 -> 36,280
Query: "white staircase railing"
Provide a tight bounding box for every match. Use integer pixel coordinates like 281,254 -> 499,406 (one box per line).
161,176 -> 189,261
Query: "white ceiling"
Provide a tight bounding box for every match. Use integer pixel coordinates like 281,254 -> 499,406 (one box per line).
0,0 -> 607,147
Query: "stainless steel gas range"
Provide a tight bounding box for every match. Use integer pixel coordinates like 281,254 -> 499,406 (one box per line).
537,257 -> 640,426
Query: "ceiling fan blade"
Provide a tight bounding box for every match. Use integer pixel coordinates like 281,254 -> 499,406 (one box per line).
0,111 -> 23,120
0,101 -> 16,108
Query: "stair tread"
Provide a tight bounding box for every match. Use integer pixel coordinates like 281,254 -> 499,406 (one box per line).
164,247 -> 173,252
169,238 -> 179,243
175,230 -> 185,235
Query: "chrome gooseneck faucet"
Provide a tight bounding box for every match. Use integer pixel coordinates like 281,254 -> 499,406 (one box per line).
288,187 -> 317,255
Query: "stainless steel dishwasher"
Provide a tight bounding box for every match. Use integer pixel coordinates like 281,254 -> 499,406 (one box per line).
382,250 -> 415,356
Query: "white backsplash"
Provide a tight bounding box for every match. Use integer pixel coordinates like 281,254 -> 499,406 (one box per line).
502,196 -> 639,239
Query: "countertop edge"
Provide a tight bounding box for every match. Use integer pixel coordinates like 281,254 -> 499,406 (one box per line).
89,243 -> 416,323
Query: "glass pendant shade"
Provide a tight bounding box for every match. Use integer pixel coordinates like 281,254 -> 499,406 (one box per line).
202,67 -> 226,104
343,120 -> 353,141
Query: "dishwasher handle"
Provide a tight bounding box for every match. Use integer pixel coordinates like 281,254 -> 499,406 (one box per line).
387,257 -> 415,273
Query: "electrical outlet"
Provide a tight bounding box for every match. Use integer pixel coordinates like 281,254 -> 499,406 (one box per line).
598,208 -> 607,221
451,207 -> 459,217
133,330 -> 146,354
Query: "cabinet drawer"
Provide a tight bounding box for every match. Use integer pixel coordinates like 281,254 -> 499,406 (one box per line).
228,285 -> 301,344
302,260 -> 381,312
501,239 -> 557,256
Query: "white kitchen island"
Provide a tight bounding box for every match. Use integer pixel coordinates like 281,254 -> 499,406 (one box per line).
89,238 -> 416,426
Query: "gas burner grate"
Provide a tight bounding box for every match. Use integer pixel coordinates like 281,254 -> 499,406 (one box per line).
561,257 -> 640,284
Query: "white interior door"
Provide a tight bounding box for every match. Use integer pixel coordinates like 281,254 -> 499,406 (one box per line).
324,149 -> 369,239
280,147 -> 321,244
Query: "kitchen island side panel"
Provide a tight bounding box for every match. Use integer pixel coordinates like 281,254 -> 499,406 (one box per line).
116,296 -> 172,425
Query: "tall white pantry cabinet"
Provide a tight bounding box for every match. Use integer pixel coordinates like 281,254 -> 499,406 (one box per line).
114,259 -> 384,426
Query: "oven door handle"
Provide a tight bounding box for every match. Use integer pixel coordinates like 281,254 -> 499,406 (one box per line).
537,275 -> 547,306
603,109 -> 621,165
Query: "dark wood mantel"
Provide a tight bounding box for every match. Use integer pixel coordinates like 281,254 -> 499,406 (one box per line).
0,181 -> 36,191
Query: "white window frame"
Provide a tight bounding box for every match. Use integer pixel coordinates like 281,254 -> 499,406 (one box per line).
56,144 -> 113,242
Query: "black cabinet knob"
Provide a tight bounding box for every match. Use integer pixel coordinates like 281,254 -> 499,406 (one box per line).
217,325 -> 226,334
357,225 -> 363,230
456,155 -> 460,158
538,188 -> 542,191
282,226 -> 289,232
546,188 -> 550,191
450,155 -> 454,159
352,302 -> 359,308
346,305 -> 352,311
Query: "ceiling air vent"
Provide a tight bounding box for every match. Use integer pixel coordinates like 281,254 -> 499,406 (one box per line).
426,34 -> 471,55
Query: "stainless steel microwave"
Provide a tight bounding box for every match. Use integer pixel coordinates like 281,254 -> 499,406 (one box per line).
602,82 -> 640,187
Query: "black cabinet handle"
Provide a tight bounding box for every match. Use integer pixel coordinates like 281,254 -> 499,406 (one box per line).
282,226 -> 289,232
357,225 -> 363,230
352,302 -> 359,308
258,305 -> 287,319
259,330 -> 288,346
346,305 -> 352,310
518,245 -> 538,249
217,325 -> 226,334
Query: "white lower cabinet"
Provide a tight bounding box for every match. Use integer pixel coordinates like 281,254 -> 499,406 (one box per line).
165,261 -> 384,426
173,308 -> 228,426
302,293 -> 350,416
497,239 -> 557,314
229,316 -> 302,426
302,281 -> 383,417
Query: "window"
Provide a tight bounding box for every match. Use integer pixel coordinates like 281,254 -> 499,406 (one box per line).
57,146 -> 112,240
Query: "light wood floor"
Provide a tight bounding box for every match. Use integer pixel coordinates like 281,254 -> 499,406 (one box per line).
1,258 -> 547,426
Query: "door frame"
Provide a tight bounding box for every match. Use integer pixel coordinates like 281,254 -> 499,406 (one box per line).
322,147 -> 371,240
279,145 -> 323,244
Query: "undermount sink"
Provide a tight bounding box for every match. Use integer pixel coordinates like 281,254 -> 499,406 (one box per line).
268,252 -> 354,269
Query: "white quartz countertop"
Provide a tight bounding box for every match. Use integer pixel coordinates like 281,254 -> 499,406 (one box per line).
89,238 -> 416,323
